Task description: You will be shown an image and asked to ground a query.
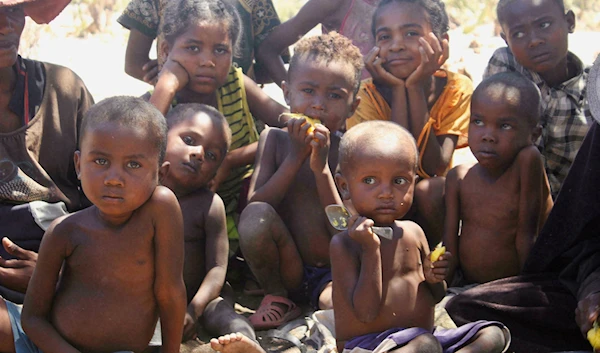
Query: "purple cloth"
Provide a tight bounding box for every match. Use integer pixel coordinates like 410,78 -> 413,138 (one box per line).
344,320 -> 506,353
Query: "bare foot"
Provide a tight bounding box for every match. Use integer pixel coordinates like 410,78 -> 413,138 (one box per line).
210,332 -> 265,353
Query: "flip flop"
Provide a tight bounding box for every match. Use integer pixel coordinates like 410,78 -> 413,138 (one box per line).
249,294 -> 302,331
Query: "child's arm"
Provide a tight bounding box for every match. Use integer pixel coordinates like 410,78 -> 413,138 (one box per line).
183,194 -> 228,341
209,142 -> 258,192
152,186 -> 186,353
149,54 -> 190,115
21,218 -> 80,353
310,124 -> 343,210
405,34 -> 454,176
124,29 -> 159,84
418,222 -> 449,303
248,119 -> 313,206
515,147 -> 548,270
443,167 -> 462,284
245,75 -> 288,128
255,0 -> 344,87
332,216 -> 383,323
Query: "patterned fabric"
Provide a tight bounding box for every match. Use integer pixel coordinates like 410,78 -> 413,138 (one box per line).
347,70 -> 473,178
215,66 -> 259,223
117,0 -> 283,78
483,47 -> 592,196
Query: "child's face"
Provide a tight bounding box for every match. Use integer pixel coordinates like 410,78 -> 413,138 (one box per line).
283,59 -> 360,132
374,2 -> 434,80
75,123 -> 161,222
499,0 -> 574,76
164,21 -> 232,96
338,140 -> 416,225
0,5 -> 25,69
161,112 -> 227,196
469,88 -> 536,171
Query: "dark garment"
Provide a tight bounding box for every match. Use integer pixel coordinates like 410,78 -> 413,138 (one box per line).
8,56 -> 45,126
446,122 -> 600,353
290,265 -> 332,309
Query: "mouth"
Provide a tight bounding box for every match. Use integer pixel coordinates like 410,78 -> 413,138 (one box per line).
102,195 -> 124,203
386,57 -> 412,65
530,52 -> 551,63
0,41 -> 17,51
477,150 -> 497,158
182,162 -> 198,173
375,206 -> 399,214
193,74 -> 216,84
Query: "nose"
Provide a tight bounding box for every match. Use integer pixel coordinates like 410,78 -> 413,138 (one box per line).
104,166 -> 125,187
311,95 -> 326,111
389,34 -> 405,52
199,51 -> 216,68
378,182 -> 394,199
528,31 -> 544,48
0,12 -> 13,34
481,128 -> 496,143
190,145 -> 205,161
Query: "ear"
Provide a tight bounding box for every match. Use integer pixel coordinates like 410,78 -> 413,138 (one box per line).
74,151 -> 81,180
441,32 -> 449,43
282,80 -> 291,106
159,40 -> 171,64
531,124 -> 542,142
500,31 -> 507,45
565,10 -> 576,33
159,161 -> 170,184
348,95 -> 361,118
335,172 -> 351,201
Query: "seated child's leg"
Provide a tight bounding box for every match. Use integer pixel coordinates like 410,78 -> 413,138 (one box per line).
390,333 -> 442,353
203,296 -> 255,341
0,299 -> 15,353
318,282 -> 333,310
455,326 -> 508,353
413,177 -> 446,249
210,332 -> 265,353
238,202 -> 304,296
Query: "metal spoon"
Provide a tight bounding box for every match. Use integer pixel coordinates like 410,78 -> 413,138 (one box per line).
324,205 -> 393,240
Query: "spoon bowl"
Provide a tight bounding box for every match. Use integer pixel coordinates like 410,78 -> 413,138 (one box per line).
325,205 -> 393,240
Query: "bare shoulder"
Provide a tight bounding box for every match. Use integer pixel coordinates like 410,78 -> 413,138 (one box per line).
395,220 -> 428,247
448,162 -> 477,181
515,145 -> 543,165
145,185 -> 181,214
261,126 -> 291,158
330,231 -> 356,256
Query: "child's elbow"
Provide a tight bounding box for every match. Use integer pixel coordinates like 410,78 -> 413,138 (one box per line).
154,278 -> 186,306
355,306 -> 380,324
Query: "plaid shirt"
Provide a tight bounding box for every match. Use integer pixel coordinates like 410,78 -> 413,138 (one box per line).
484,47 -> 592,197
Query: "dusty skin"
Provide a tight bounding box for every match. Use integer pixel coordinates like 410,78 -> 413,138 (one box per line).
210,332 -> 265,353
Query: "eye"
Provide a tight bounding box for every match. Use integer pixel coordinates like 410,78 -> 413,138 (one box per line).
215,46 -> 229,55
94,158 -> 108,166
328,92 -> 342,99
512,31 -> 525,39
182,136 -> 195,145
127,161 -> 141,169
471,119 -> 484,126
406,31 -> 420,37
501,123 -> 513,130
363,177 -> 376,185
206,151 -> 217,161
540,21 -> 551,29
377,33 -> 390,42
187,45 -> 200,52
394,177 -> 408,185
301,88 -> 314,94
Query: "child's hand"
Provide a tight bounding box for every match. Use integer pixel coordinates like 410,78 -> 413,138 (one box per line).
287,118 -> 313,161
142,59 -> 160,85
182,311 -> 199,342
157,55 -> 190,93
347,215 -> 380,250
576,291 -> 600,340
424,250 -> 452,284
309,124 -> 330,174
364,46 -> 405,88
405,33 -> 449,89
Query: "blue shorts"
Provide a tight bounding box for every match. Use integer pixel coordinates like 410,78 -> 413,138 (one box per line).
343,320 -> 510,353
5,300 -> 133,353
290,265 -> 332,309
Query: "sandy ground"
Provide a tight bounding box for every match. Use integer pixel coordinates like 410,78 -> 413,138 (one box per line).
18,5 -> 600,352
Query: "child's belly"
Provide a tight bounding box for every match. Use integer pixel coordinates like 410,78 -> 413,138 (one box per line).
51,278 -> 158,352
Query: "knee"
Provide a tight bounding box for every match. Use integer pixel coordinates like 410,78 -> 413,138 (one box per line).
238,202 -> 277,240
407,333 -> 442,353
468,326 -> 508,353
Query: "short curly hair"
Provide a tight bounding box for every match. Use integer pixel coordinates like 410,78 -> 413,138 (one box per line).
372,0 -> 449,39
497,0 -> 565,25
288,31 -> 364,94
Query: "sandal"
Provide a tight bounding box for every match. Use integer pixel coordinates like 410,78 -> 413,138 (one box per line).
249,294 -> 302,330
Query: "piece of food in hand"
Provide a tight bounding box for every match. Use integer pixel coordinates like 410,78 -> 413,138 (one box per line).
280,113 -> 321,135
588,321 -> 600,350
430,243 -> 446,263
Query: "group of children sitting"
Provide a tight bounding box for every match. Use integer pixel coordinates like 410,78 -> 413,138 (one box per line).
0,0 -> 596,352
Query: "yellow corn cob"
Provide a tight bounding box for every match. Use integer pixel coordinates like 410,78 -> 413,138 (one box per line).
588,321 -> 600,350
430,243 -> 446,263
279,113 -> 321,135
